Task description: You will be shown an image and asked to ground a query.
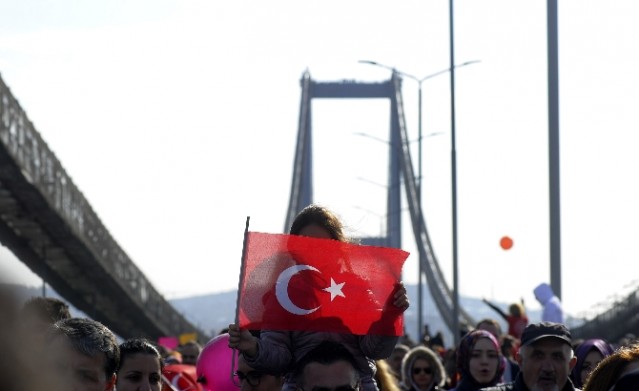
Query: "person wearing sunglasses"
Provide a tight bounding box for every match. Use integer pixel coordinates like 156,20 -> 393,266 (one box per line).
450,330 -> 504,391
234,354 -> 285,391
399,346 -> 446,391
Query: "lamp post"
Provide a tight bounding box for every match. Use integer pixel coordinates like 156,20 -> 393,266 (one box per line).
359,59 -> 479,342
353,205 -> 386,244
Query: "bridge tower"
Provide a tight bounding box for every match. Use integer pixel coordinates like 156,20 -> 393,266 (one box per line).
284,70 -> 402,249
285,70 -> 475,335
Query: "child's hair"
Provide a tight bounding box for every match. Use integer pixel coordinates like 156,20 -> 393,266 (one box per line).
509,302 -> 525,317
289,204 -> 347,242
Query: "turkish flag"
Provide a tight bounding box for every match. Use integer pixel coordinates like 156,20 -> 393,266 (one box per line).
162,364 -> 202,391
237,232 -> 409,336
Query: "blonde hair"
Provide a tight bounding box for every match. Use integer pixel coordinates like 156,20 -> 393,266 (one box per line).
375,360 -> 401,391
509,302 -> 525,317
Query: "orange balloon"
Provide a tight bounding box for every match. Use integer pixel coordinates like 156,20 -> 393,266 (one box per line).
500,236 -> 513,250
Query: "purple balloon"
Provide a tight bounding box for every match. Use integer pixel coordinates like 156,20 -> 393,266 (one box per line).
196,333 -> 239,391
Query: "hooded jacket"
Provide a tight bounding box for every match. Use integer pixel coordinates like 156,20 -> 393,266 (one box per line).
400,346 -> 446,391
533,283 -> 564,323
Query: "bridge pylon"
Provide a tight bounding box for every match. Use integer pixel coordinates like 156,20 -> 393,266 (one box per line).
285,71 -> 475,335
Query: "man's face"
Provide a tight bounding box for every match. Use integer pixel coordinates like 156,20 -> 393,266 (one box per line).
301,361 -> 359,391
517,339 -> 576,391
45,335 -> 115,391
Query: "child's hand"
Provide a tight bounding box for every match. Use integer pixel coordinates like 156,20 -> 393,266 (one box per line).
227,323 -> 258,357
393,282 -> 410,311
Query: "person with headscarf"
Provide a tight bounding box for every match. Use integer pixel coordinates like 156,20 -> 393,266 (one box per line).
449,330 -> 504,391
399,345 -> 446,391
570,338 -> 615,388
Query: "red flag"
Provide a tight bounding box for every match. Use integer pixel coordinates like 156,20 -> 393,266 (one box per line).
237,232 -> 409,336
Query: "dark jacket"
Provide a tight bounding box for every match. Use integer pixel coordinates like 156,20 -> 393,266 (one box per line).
479,373 -> 580,391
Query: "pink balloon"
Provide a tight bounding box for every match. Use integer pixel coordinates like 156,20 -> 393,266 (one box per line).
196,333 -> 239,391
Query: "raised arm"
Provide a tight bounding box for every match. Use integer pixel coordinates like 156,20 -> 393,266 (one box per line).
482,298 -> 508,320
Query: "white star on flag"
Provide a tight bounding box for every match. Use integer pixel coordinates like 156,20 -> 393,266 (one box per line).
323,278 -> 346,301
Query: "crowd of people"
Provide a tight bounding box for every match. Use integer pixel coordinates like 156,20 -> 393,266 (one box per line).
2,204 -> 639,391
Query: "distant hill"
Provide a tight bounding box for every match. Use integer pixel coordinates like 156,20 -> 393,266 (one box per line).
169,284 -> 543,347
6,283 -> 542,347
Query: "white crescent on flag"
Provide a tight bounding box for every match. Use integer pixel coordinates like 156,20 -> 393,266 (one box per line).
275,264 -> 321,315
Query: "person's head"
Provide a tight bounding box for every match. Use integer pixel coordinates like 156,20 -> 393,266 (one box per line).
179,341 -> 202,365
234,354 -> 285,391
516,322 -> 576,391
456,329 -> 503,388
533,283 -> 555,305
164,350 -> 182,365
509,302 -> 525,317
501,334 -> 517,359
430,332 -> 445,349
387,344 -> 410,377
290,204 -> 347,242
294,341 -> 360,391
116,338 -> 162,391
400,346 -> 446,391
21,296 -> 71,339
570,338 -> 615,388
45,317 -> 120,391
583,343 -> 639,391
476,318 -> 503,339
617,334 -> 637,348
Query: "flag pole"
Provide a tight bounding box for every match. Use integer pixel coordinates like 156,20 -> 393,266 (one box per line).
231,216 -> 251,384
161,374 -> 181,391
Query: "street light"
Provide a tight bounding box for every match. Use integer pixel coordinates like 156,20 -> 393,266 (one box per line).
358,60 -> 479,194
353,205 -> 386,242
359,59 -> 480,342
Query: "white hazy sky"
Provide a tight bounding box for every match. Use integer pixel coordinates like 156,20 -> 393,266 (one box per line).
1,1 -> 638,322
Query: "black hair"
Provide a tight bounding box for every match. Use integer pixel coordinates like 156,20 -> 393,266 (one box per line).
289,204 -> 347,242
118,338 -> 162,371
47,318 -> 120,379
293,341 -> 360,386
